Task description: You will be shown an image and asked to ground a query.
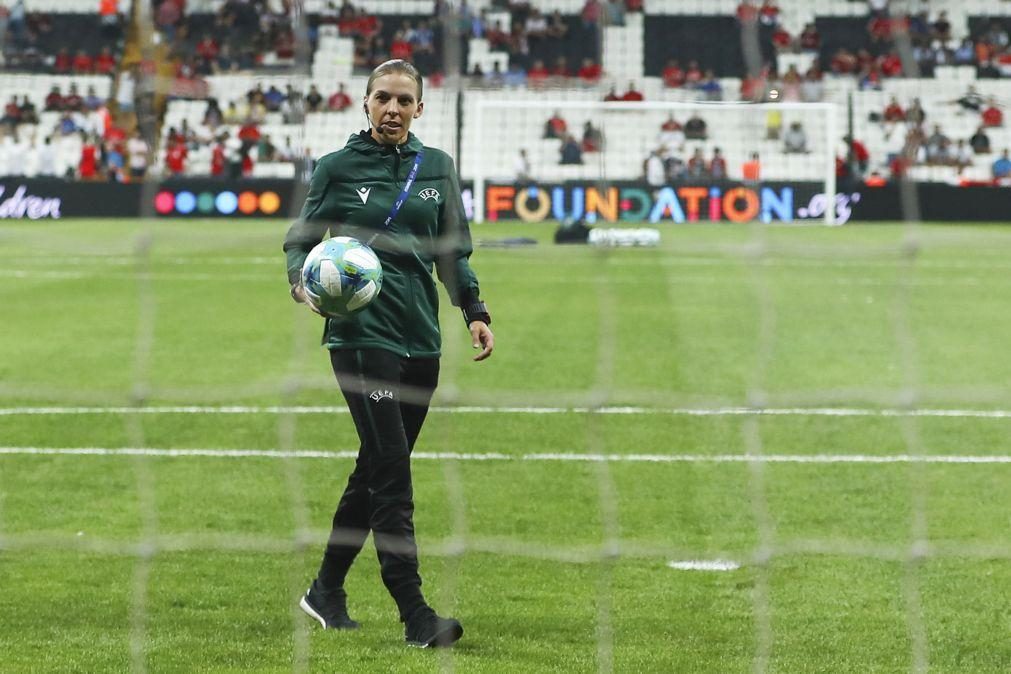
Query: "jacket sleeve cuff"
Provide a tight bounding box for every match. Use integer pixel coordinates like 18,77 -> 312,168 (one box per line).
463,301 -> 491,326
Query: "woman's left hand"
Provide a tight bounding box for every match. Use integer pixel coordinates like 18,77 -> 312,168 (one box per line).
469,321 -> 494,361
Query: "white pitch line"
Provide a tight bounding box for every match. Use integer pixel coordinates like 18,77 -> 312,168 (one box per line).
7,255 -> 1011,272
1,405 -> 1010,419
0,447 -> 1008,464
668,559 -> 741,571
2,269 -> 1005,288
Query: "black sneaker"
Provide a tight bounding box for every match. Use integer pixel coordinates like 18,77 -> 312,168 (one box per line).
404,606 -> 463,648
299,581 -> 360,630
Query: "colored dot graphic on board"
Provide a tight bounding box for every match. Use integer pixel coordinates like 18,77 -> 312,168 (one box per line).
238,191 -> 259,214
259,191 -> 281,214
155,190 -> 282,215
154,191 -> 175,214
215,191 -> 238,214
197,192 -> 216,213
175,191 -> 196,214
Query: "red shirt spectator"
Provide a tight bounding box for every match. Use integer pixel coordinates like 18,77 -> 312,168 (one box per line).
338,11 -> 355,35
799,24 -> 820,51
94,48 -> 117,75
880,52 -> 903,77
577,59 -> 601,83
165,142 -> 187,175
849,138 -> 870,164
328,86 -> 352,111
736,1 -> 758,23
740,74 -> 766,100
64,90 -> 84,112
662,60 -> 685,88
3,100 -> 21,124
390,33 -> 412,60
528,61 -> 549,86
982,105 -> 1003,127
211,143 -> 225,177
836,156 -> 848,178
759,0 -> 780,26
685,61 -> 703,85
883,100 -> 905,122
830,49 -> 857,74
550,58 -> 570,77
72,51 -> 94,74
687,152 -> 707,175
868,15 -> 896,42
45,88 -> 63,111
859,65 -> 879,90
100,0 -> 118,18
742,155 -> 761,182
889,154 -> 910,180
622,84 -> 644,102
772,27 -> 791,50
856,49 -> 875,72
167,126 -> 185,147
196,36 -> 219,63
104,124 -> 127,149
275,30 -> 295,60
709,154 -> 728,178
976,42 -> 993,65
545,112 -> 567,139
486,22 -> 509,50
238,122 -> 261,143
156,0 -> 181,30
353,12 -> 379,38
79,141 -> 98,179
54,49 -> 72,73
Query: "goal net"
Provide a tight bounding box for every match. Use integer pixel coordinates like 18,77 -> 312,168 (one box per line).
3,1 -> 1011,672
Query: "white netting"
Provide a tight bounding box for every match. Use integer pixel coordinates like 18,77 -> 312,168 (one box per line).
2,2 -> 1011,673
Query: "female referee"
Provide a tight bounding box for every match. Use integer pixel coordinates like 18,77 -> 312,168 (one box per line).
282,59 -> 494,648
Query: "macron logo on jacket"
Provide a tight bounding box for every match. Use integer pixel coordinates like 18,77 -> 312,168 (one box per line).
357,187 -> 371,204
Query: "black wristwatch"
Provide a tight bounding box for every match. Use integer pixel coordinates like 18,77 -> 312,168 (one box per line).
463,301 -> 491,326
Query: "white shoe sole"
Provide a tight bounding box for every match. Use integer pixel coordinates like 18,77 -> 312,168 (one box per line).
299,595 -> 328,629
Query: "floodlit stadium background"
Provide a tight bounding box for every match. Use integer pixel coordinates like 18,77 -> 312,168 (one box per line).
1,1 -> 1010,672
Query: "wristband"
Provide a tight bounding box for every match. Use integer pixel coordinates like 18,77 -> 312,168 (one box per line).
463,301 -> 491,326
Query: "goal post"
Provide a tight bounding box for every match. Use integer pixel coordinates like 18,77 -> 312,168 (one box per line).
469,98 -> 838,226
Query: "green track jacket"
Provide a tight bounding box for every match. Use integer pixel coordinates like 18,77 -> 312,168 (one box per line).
283,131 -> 481,358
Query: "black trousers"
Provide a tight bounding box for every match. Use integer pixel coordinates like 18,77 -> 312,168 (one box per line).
316,348 -> 440,621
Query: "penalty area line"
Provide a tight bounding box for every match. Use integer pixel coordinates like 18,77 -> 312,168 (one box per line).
0,447 -> 1009,464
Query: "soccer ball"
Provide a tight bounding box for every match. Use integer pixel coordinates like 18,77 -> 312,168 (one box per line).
301,237 -> 383,317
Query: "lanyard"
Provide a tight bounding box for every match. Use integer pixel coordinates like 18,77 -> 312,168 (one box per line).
381,149 -> 424,232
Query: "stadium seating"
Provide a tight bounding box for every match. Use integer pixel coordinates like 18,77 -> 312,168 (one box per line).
5,1 -> 1011,186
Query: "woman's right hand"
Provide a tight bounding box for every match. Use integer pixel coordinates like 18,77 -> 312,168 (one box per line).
290,283 -> 324,316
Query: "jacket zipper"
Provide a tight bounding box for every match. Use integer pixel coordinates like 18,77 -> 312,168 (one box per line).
392,143 -> 401,185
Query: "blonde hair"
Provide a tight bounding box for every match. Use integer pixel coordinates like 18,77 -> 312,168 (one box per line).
366,59 -> 424,101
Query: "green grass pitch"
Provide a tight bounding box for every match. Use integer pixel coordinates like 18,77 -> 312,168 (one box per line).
1,218 -> 1009,672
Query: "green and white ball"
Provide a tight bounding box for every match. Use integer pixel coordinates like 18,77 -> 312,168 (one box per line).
301,237 -> 383,317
